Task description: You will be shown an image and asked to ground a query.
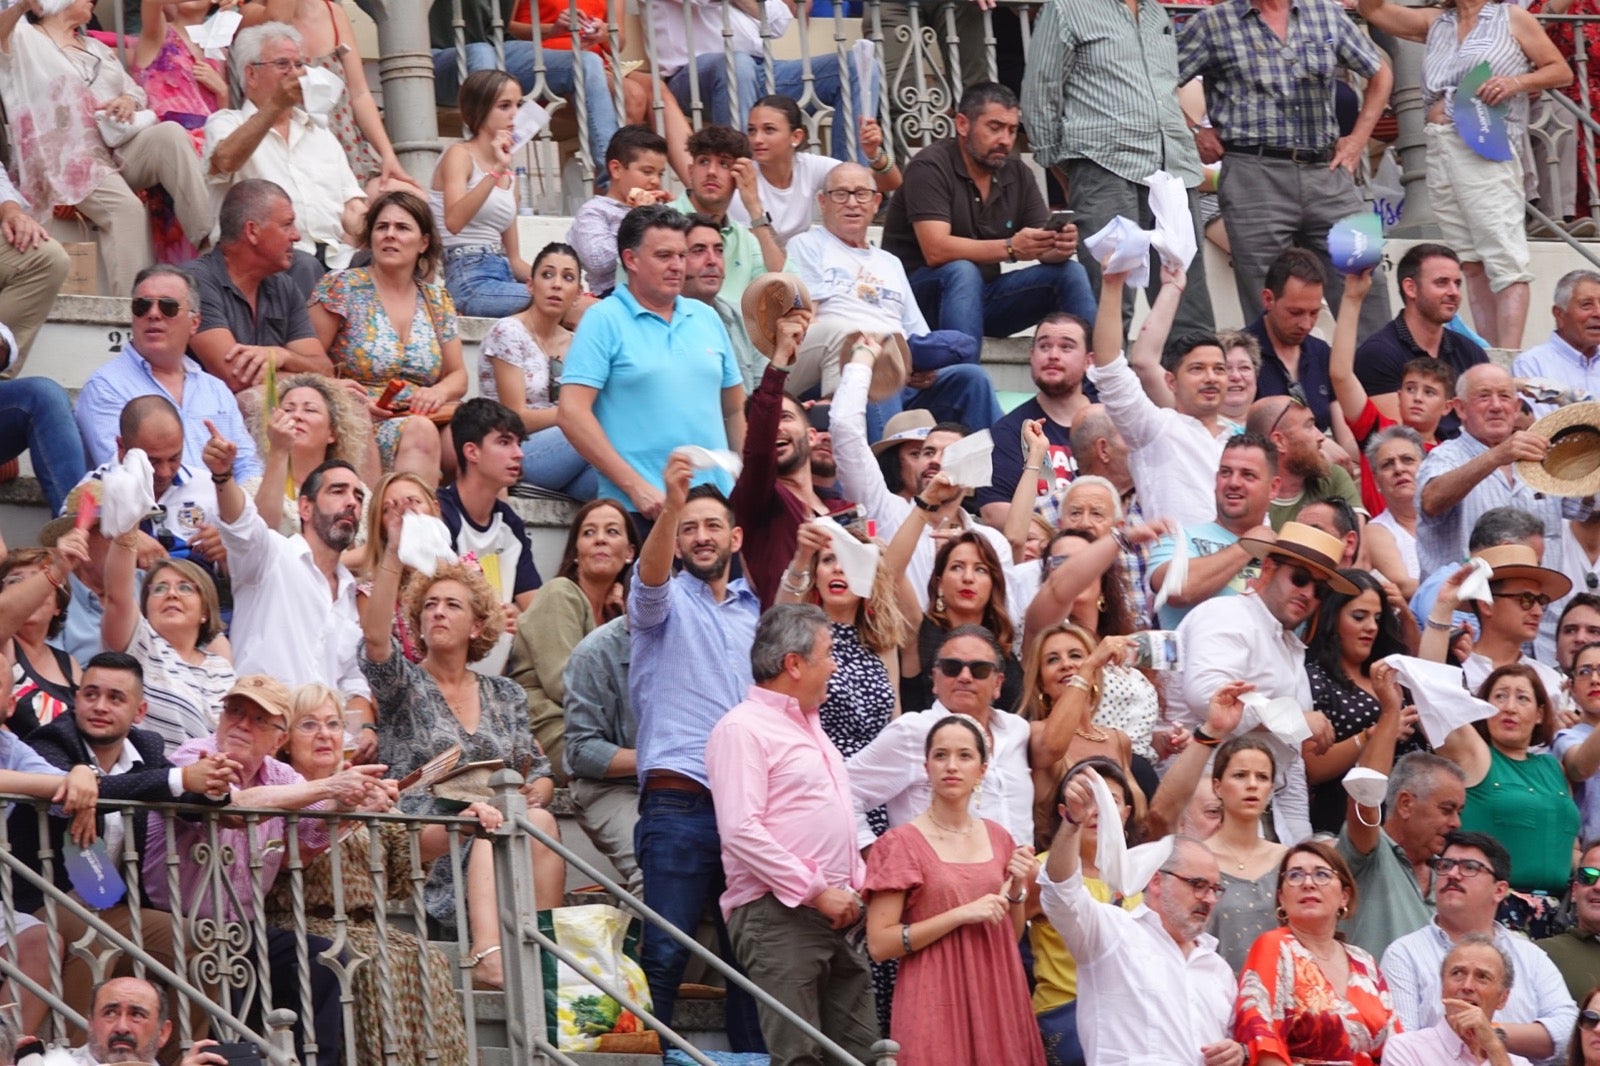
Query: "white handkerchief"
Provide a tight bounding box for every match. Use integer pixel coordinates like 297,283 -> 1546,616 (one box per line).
100,449 -> 155,538
1342,767 -> 1388,809
510,97 -> 552,150
850,40 -> 878,122
673,445 -> 744,479
940,430 -> 993,489
1152,527 -> 1186,613
1379,654 -> 1495,747
1145,170 -> 1198,272
191,8 -> 241,55
818,518 -> 880,598
1240,693 -> 1313,747
1458,556 -> 1494,606
1084,217 -> 1153,288
397,512 -> 458,577
298,65 -> 344,128
1089,769 -> 1175,896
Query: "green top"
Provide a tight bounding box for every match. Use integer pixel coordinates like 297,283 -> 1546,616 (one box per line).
1460,746 -> 1579,894
1535,927 -> 1600,1003
1268,465 -> 1363,531
670,194 -> 766,306
1336,825 -> 1434,960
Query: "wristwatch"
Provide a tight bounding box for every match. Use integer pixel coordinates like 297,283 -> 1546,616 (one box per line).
1005,239 -> 1018,263
749,211 -> 773,230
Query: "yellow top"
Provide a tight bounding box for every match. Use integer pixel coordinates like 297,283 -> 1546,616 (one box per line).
1028,853 -> 1142,1013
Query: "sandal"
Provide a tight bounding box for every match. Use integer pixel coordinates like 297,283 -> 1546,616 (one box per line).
466,943 -> 504,990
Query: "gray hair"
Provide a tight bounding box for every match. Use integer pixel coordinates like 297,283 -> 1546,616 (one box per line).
219,179 -> 292,245
232,22 -> 303,79
1467,507 -> 1545,552
1063,474 -> 1124,522
1363,424 -> 1425,469
1385,750 -> 1467,809
1455,362 -> 1512,402
1553,269 -> 1600,310
132,264 -> 199,312
1440,932 -> 1515,993
750,603 -> 829,683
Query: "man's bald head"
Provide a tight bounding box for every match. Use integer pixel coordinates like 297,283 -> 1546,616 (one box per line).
819,162 -> 881,246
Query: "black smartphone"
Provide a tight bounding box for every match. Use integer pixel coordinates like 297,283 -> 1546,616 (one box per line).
214,1041 -> 265,1066
1043,210 -> 1076,232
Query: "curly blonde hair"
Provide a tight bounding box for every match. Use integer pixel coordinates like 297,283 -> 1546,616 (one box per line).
247,373 -> 371,470
402,562 -> 504,663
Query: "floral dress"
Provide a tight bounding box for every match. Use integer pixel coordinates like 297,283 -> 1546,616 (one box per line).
311,268 -> 458,469
306,50 -> 381,186
130,27 -> 220,263
1234,926 -> 1399,1066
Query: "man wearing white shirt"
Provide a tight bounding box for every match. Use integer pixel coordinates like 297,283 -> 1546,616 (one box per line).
1384,935 -> 1534,1066
1089,261 -> 1237,528
845,626 -> 1033,849
648,0 -> 874,163
1382,832 -> 1577,1065
1037,764 -> 1245,1066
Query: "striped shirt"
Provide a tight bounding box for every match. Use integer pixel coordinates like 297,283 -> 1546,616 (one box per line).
1019,0 -> 1202,185
1422,3 -> 1532,134
128,616 -> 236,758
1415,429 -> 1570,577
1176,0 -> 1382,151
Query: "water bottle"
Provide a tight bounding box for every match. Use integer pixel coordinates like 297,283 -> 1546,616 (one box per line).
516,166 -> 534,216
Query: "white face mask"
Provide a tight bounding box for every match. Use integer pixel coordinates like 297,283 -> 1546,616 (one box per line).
1343,767 -> 1389,824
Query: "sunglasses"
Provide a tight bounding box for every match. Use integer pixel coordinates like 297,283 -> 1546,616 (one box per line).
1285,565 -> 1330,598
934,657 -> 999,680
1494,589 -> 1552,611
1582,1010 -> 1600,1031
1267,388 -> 1309,437
131,296 -> 184,319
1575,866 -> 1600,886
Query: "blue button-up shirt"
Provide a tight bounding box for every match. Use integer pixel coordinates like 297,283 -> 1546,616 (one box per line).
73,342 -> 262,481
628,568 -> 758,786
1512,331 -> 1600,415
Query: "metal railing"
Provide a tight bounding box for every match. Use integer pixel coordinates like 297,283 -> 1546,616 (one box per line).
0,779 -> 898,1066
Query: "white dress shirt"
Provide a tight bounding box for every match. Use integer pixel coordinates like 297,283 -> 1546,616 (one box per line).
1381,919 -> 1577,1066
1086,354 -> 1228,528
1174,588 -> 1314,843
1382,1018 -> 1533,1066
1036,864 -> 1236,1065
216,496 -> 370,703
647,0 -> 794,76
844,702 -> 1032,849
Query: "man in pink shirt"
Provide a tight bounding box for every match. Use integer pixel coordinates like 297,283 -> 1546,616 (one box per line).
704,603 -> 877,1065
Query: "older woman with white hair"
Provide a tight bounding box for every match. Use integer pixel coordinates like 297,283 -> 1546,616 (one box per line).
0,0 -> 212,294
1364,425 -> 1424,598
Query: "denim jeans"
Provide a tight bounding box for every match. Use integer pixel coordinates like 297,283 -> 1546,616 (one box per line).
444,251 -> 531,319
0,377 -> 86,513
634,789 -> 764,1051
667,52 -> 876,162
433,43 -> 618,174
868,363 -> 1004,436
909,259 -> 1097,345
521,425 -> 598,499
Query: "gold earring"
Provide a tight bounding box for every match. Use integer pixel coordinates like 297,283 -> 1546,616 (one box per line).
935,593 -> 945,613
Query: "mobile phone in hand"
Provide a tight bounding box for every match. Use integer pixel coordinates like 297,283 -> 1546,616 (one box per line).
1043,210 -> 1076,232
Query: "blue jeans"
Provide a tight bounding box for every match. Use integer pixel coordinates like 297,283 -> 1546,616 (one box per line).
869,363 -> 1004,435
0,377 -> 85,513
909,260 -> 1097,345
521,425 -> 598,499
634,790 -> 764,1051
432,44 -> 618,174
444,251 -> 531,319
667,52 -> 875,162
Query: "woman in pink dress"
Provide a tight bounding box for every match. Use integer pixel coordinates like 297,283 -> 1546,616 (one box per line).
865,714 -> 1045,1066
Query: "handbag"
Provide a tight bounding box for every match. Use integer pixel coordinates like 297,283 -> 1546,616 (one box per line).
96,109 -> 159,148
371,282 -> 460,424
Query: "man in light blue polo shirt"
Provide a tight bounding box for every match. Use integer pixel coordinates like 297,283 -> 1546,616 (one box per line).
559,204 -> 747,520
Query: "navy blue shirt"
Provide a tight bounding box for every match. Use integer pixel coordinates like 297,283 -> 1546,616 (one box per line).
1354,313 -> 1487,441
1246,315 -> 1335,432
436,483 -> 543,599
975,397 -> 1076,511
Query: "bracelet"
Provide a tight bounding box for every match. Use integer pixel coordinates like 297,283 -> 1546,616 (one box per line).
359,722 -> 378,733
1424,616 -> 1454,632
870,150 -> 892,173
1062,805 -> 1081,827
900,923 -> 914,955
1022,464 -> 1041,473
913,495 -> 941,512
211,470 -> 233,485
1193,726 -> 1222,748
1111,529 -> 1133,553
1066,675 -> 1094,694
1006,891 -> 1026,904
379,562 -> 404,575
849,343 -> 876,359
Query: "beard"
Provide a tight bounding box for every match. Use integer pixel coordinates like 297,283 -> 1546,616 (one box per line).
1035,375 -> 1079,400
811,455 -> 837,478
1285,445 -> 1329,481
776,438 -> 811,477
683,548 -> 731,583
311,506 -> 358,552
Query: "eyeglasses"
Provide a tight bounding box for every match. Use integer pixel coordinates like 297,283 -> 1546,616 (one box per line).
1429,855 -> 1496,879
292,717 -> 344,736
131,296 -> 183,319
934,657 -> 999,680
148,580 -> 199,598
1285,565 -> 1330,598
1576,665 -> 1600,680
1267,389 -> 1308,437
823,188 -> 877,204
1495,589 -> 1552,611
1580,1010 -> 1600,1032
250,57 -> 308,73
221,704 -> 286,732
1574,866 -> 1600,886
1283,867 -> 1337,887
1158,870 -> 1226,900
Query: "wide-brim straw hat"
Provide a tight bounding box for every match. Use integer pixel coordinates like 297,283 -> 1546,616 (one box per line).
869,409 -> 937,456
1237,521 -> 1360,595
1474,543 -> 1573,601
741,273 -> 814,358
1516,401 -> 1600,498
38,477 -> 105,548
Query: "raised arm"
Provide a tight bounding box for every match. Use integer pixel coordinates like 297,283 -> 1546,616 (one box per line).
1343,661 -> 1407,856
1146,680 -> 1252,838
1355,0 -> 1438,43
1032,635 -> 1129,769
1125,263 -> 1184,403
359,501 -> 409,665
1329,269 -> 1374,423
1002,420 -> 1049,562
637,452 -> 693,589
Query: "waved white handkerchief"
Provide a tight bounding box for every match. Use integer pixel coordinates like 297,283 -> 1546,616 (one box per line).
1379,654 -> 1494,747
192,8 -> 241,57
1240,693 -> 1312,747
1152,527 -> 1187,613
100,448 -> 155,538
1084,216 -> 1153,288
1457,556 -> 1494,605
940,430 -> 993,488
851,41 -> 878,121
95,108 -> 158,148
298,65 -> 345,128
818,517 -> 880,598
673,445 -> 744,478
397,513 -> 458,576
510,97 -> 552,150
1090,769 -> 1175,896
1145,170 -> 1198,273
1343,767 -> 1388,809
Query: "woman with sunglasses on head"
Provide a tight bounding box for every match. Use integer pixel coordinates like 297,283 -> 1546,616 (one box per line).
0,547 -> 82,739
1437,663 -> 1580,936
1233,841 -> 1399,1066
1203,735 -> 1289,972
864,714 -> 1045,1066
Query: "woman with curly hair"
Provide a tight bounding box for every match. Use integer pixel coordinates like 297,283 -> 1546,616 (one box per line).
359,509 -> 564,988
247,373 -> 382,536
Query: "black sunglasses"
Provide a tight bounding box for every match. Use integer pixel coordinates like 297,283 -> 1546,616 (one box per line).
1267,388 -> 1309,436
934,657 -> 999,680
1285,565 -> 1330,597
131,296 -> 184,319
1581,1010 -> 1600,1031
1575,866 -> 1600,886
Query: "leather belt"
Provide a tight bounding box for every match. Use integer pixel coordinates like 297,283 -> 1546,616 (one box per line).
642,770 -> 709,795
1222,142 -> 1334,165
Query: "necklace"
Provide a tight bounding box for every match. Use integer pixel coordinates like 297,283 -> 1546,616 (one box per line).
926,811 -> 975,836
1075,724 -> 1111,743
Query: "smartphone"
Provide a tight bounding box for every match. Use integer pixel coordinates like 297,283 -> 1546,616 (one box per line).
214,1041 -> 265,1066
1043,210 -> 1076,232
1128,631 -> 1182,671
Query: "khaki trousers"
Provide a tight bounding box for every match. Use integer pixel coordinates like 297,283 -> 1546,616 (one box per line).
0,234 -> 68,370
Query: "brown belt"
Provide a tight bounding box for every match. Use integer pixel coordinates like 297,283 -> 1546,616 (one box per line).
642,770 -> 709,795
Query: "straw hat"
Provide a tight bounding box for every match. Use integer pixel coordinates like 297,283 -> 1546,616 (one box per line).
38,477 -> 106,548
222,675 -> 294,722
740,273 -> 814,358
1237,522 -> 1360,595
739,273 -> 909,400
869,409 -> 937,456
1474,543 -> 1572,600
1516,401 -> 1600,498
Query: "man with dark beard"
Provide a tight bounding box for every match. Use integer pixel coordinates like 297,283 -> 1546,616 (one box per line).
1246,394 -> 1363,530
729,301 -> 859,608
629,452 -> 762,1049
211,430 -> 374,737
